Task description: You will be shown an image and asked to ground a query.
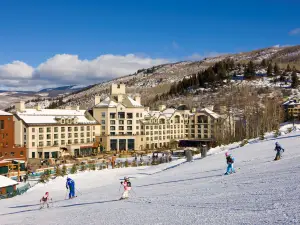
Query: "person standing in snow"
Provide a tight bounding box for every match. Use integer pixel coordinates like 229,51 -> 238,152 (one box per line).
225,152 -> 235,175
40,192 -> 52,208
66,177 -> 76,199
120,177 -> 131,200
274,142 -> 284,161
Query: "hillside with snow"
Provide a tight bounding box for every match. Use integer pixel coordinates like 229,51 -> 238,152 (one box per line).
1,129 -> 300,225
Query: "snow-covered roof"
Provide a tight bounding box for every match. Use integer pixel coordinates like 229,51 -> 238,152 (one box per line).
199,108 -> 220,119
94,95 -> 143,108
16,109 -> 98,125
0,110 -> 12,116
0,175 -> 18,188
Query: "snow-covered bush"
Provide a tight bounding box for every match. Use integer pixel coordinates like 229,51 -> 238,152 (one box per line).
240,139 -> 248,147
274,129 -> 281,138
70,164 -> 78,174
62,165 -> 67,176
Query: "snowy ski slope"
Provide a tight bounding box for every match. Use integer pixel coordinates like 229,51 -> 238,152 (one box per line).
1,132 -> 300,225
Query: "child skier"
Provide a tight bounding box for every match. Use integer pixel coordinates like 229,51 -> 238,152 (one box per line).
225,152 -> 235,175
120,177 -> 131,200
66,177 -> 76,199
274,142 -> 284,161
40,192 -> 52,209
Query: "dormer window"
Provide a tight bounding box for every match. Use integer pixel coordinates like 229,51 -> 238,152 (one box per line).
61,119 -> 65,124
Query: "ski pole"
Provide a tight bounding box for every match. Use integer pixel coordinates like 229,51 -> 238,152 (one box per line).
76,188 -> 83,196
65,190 -> 68,200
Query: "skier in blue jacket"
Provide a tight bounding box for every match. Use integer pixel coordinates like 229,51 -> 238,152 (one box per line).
224,152 -> 235,175
66,177 -> 75,199
274,142 -> 284,161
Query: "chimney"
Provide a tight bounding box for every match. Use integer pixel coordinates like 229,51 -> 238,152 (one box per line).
134,95 -> 141,105
15,101 -> 25,112
117,94 -> 123,103
159,105 -> 166,111
95,96 -> 101,106
37,104 -> 41,111
76,106 -> 80,111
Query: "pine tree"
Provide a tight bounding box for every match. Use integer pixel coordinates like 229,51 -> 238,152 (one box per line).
287,64 -> 291,72
244,61 -> 256,79
291,70 -> 299,88
274,63 -> 280,76
62,165 -> 67,176
70,164 -> 78,174
55,166 -> 62,177
260,59 -> 267,67
267,63 -> 273,76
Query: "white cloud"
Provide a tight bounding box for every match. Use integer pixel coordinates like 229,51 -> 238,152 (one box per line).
0,54 -> 169,91
172,41 -> 180,50
186,53 -> 203,61
289,28 -> 300,36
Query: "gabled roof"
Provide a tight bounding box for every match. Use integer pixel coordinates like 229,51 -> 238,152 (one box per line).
0,175 -> 18,188
198,108 -> 220,119
94,95 -> 143,108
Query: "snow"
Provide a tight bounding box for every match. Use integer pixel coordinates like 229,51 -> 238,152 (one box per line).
16,109 -> 98,124
0,110 -> 12,116
0,175 -> 18,188
1,130 -> 300,224
127,96 -> 143,107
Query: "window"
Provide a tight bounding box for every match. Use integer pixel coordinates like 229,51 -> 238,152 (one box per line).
110,113 -> 116,119
81,139 -> 84,143
47,127 -> 51,133
87,138 -> 90,143
39,142 -> 43,147
74,127 -> 78,131
118,112 -> 125,119
119,126 -> 124,130
68,140 -> 72,144
54,140 -> 58,146
20,151 -> 24,156
61,140 -> 65,145
47,134 -> 51,139
93,126 -> 95,130
101,120 -> 106,124
61,134 -> 65,138
54,127 -> 58,132
74,133 -> 78,138
0,120 -> 4,129
68,127 -> 72,132
32,142 -> 35,147
119,120 -> 124,125
136,126 -> 139,130
81,126 -> 84,131
32,128 -> 35,132
110,126 -> 116,131
101,126 -> 105,130
80,133 -> 84,137
68,133 -> 72,138
101,112 -> 106,118
47,141 -> 51,146
127,120 -> 132,125
32,152 -> 35,158
32,135 -> 35,139
136,113 -> 139,117
87,126 -> 90,131
110,120 -> 115,125
74,139 -> 78,144
110,132 -> 115,136
87,133 -> 90,137
39,128 -> 43,133
61,127 -> 65,132
54,134 -> 58,139
127,126 -> 132,130
127,113 -> 133,119
39,135 -> 43,140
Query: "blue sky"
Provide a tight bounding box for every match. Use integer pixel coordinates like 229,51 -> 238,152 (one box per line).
0,0 -> 299,90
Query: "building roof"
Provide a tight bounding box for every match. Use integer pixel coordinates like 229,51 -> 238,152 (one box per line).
199,108 -> 220,119
0,175 -> 18,188
94,95 -> 143,108
16,109 -> 99,125
0,110 -> 12,116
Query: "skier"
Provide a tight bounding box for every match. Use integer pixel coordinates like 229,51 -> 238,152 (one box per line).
274,142 -> 284,161
66,177 -> 76,199
224,152 -> 235,175
120,177 -> 131,200
40,192 -> 52,209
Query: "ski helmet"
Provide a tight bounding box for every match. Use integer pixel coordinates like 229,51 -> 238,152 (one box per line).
275,142 -> 279,145
45,192 -> 49,195
225,152 -> 229,157
124,176 -> 129,180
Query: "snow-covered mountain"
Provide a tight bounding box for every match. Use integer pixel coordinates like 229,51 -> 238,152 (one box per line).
1,126 -> 300,224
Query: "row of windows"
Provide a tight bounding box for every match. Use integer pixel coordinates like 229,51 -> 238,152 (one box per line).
0,151 -> 24,157
33,132 -> 94,140
101,112 -> 143,118
31,126 -> 93,133
33,138 -> 93,147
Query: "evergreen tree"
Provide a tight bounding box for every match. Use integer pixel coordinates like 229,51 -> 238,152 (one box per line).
70,164 -> 78,174
274,63 -> 280,76
55,166 -> 62,177
287,64 -> 291,72
62,165 -> 67,176
291,70 -> 299,88
260,59 -> 267,67
244,61 -> 256,79
267,63 -> 273,76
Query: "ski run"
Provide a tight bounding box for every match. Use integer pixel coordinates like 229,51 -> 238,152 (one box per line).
1,130 -> 300,224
